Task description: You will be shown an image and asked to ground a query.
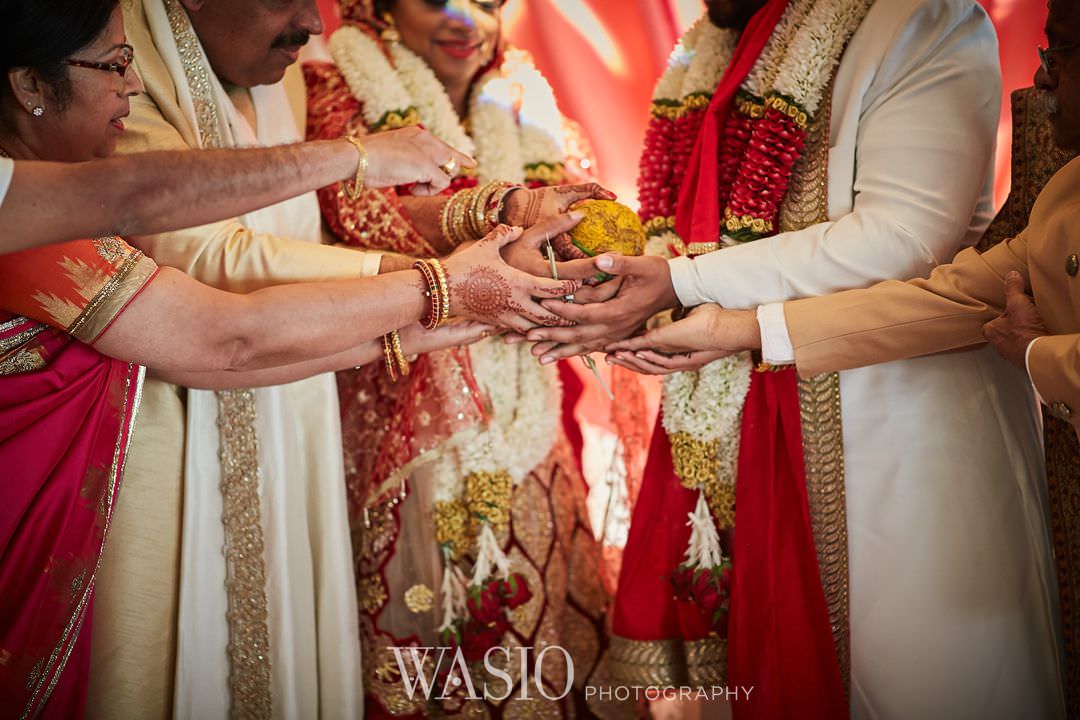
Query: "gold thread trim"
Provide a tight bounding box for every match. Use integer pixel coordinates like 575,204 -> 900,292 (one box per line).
165,1 -> 273,714
67,245 -> 147,342
781,75 -> 851,696
216,390 -> 273,720
607,636 -> 689,687
21,364 -> 143,719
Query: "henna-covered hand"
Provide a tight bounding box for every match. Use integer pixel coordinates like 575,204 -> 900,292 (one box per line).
443,225 -> 582,333
524,253 -> 679,363
501,182 -> 617,228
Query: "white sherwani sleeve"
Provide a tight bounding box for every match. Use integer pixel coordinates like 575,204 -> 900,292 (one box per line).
668,0 -> 1000,308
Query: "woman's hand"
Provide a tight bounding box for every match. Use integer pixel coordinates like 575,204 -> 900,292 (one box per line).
399,319 -> 494,355
442,225 -> 582,333
360,126 -> 476,195
501,182 -> 616,228
500,213 -> 599,283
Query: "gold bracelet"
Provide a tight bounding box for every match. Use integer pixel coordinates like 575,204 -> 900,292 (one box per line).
343,135 -> 368,201
427,257 -> 451,322
487,183 -> 521,228
389,329 -> 410,377
382,332 -> 399,382
438,195 -> 456,247
453,187 -> 475,243
414,259 -> 446,330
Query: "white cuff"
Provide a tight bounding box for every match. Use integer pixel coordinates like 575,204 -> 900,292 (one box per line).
757,303 -> 795,365
1025,337 -> 1045,406
668,255 -> 712,307
365,252 -> 385,277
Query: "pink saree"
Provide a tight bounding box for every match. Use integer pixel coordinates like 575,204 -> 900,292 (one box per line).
0,237 -> 157,718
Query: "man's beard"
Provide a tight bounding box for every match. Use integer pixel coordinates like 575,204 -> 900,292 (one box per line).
1040,91 -> 1062,117
704,0 -> 767,29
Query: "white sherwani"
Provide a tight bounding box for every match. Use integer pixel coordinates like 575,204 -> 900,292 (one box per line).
666,0 -> 1064,717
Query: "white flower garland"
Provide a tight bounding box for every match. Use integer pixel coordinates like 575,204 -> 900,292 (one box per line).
650,0 -> 870,500
328,26 -> 568,185
772,0 -> 873,114
328,26 -> 566,566
662,354 -> 752,491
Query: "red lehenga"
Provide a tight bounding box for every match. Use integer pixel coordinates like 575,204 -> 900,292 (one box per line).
305,19 -> 628,719
0,237 -> 157,718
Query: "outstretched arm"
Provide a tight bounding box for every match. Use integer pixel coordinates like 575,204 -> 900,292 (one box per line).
92,225 -> 579,380
1,126 -> 471,254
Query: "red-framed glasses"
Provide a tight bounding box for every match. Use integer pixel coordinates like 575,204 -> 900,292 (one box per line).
66,44 -> 135,78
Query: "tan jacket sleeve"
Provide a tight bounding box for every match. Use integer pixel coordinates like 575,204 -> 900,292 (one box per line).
784,230 -> 1030,377
119,73 -> 382,292
1029,334 -> 1080,435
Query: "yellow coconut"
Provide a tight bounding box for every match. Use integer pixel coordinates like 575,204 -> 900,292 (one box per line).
568,199 -> 645,258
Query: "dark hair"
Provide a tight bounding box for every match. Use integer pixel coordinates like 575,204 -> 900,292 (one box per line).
0,0 -> 119,109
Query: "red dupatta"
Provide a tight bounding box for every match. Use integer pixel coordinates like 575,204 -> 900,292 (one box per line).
614,2 -> 846,717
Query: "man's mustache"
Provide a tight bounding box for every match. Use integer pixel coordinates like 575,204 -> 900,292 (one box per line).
272,30 -> 311,49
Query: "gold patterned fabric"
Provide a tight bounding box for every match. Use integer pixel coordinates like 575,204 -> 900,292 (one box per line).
976,87 -> 1079,717
355,437 -> 633,719
783,84 -> 852,697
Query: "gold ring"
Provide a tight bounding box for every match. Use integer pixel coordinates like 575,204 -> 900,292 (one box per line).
438,158 -> 458,177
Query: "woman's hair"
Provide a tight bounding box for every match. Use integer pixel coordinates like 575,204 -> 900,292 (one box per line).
1,0 -> 119,109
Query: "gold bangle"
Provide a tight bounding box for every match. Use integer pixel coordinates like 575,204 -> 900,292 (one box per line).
438,195 -> 456,246
428,257 -> 451,322
343,135 -> 368,201
383,332 -> 399,382
414,259 -> 445,330
487,183 -> 521,228
389,329 -> 410,377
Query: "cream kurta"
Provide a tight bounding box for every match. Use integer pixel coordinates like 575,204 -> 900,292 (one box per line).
665,0 -> 1064,717
86,1 -> 377,718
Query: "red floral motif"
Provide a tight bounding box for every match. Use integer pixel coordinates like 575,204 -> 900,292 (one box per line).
498,572 -> 532,609
725,105 -> 806,241
466,580 -> 504,625
670,561 -> 733,630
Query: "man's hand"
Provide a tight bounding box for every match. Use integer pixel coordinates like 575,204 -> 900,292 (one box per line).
982,271 -> 1047,369
603,305 -> 760,376
524,253 -> 679,364
500,212 -> 599,283
362,126 -> 476,195
442,225 -> 581,333
501,182 -> 616,228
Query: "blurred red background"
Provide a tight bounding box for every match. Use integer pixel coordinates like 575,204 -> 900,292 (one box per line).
316,0 -> 1045,208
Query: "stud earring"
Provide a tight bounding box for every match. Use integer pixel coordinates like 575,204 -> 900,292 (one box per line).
32,106 -> 44,117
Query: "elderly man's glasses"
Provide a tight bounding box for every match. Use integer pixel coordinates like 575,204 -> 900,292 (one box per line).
66,44 -> 135,79
1039,42 -> 1080,73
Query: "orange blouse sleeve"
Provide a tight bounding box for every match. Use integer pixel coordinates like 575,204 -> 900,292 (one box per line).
0,236 -> 158,343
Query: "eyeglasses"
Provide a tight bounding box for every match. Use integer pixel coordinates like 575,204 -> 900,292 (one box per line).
1038,42 -> 1080,73
66,44 -> 135,79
